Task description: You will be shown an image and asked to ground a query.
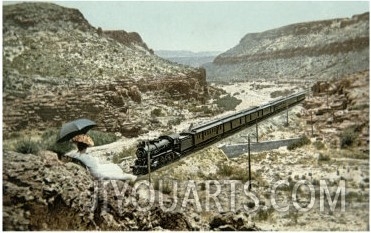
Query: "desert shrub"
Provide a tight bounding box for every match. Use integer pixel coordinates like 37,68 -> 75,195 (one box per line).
345,191 -> 364,202
201,105 -> 214,115
287,135 -> 310,150
217,163 -> 251,182
151,108 -> 163,117
340,125 -> 360,148
230,172 -> 249,183
128,85 -> 142,103
153,179 -> 173,194
188,105 -> 199,113
3,131 -> 22,140
254,206 -> 274,221
318,153 -> 330,162
312,179 -> 319,186
168,117 -> 182,126
47,141 -> 75,156
214,94 -> 242,111
270,90 -> 295,98
349,103 -> 369,110
340,150 -> 369,160
97,27 -> 103,36
41,129 -> 74,156
313,141 -> 325,150
218,163 -> 235,177
88,130 -> 119,146
15,138 -> 41,154
39,129 -> 118,156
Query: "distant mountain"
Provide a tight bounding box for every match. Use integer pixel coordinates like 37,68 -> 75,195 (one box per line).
3,2 -> 210,136
156,50 -> 222,58
205,12 -> 369,82
155,50 -> 222,67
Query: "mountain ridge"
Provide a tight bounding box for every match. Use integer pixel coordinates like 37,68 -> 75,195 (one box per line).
205,12 -> 369,82
156,50 -> 222,58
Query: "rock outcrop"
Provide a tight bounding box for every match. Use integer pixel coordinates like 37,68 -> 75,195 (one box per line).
205,12 -> 369,81
3,150 -> 192,230
302,70 -> 369,150
103,30 -> 153,54
209,212 -> 259,231
3,2 -> 211,136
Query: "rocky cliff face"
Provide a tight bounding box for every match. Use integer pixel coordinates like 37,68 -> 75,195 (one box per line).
3,2 -> 209,136
205,12 -> 369,81
103,30 -> 153,54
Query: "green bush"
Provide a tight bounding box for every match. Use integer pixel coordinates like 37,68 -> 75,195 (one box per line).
151,108 -> 163,117
15,138 -> 41,154
213,94 -> 242,111
318,153 -> 330,162
3,131 -> 22,140
217,163 -> 251,182
40,129 -> 118,156
218,163 -> 235,177
87,130 -> 119,146
168,117 -> 182,126
153,179 -> 173,194
41,129 -> 75,156
201,105 -> 214,115
254,206 -> 275,221
270,90 -> 294,98
313,141 -> 325,150
287,135 -> 311,150
340,125 -> 360,148
8,128 -> 119,156
230,171 -> 249,183
47,141 -> 75,156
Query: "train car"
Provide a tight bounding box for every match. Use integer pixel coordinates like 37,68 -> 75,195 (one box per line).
191,118 -> 224,146
178,133 -> 194,152
262,105 -> 272,116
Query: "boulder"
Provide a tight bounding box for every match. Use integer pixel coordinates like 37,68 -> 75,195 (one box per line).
209,211 -> 255,231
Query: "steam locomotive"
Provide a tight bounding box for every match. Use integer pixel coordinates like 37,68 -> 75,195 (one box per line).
132,92 -> 306,175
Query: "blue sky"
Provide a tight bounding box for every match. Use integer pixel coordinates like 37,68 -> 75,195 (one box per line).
5,1 -> 370,52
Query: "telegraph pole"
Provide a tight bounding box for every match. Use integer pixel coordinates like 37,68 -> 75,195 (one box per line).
310,111 -> 314,136
255,120 -> 259,143
286,100 -> 289,127
146,141 -> 151,183
248,135 -> 251,191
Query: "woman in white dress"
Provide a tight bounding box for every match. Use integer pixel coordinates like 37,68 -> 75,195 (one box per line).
69,134 -> 137,181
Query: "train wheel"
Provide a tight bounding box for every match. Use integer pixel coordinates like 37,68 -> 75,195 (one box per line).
159,156 -> 167,167
165,153 -> 172,163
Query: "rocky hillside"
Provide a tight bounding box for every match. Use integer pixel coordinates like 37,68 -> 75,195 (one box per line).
205,12 -> 369,82
3,2 -> 214,136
